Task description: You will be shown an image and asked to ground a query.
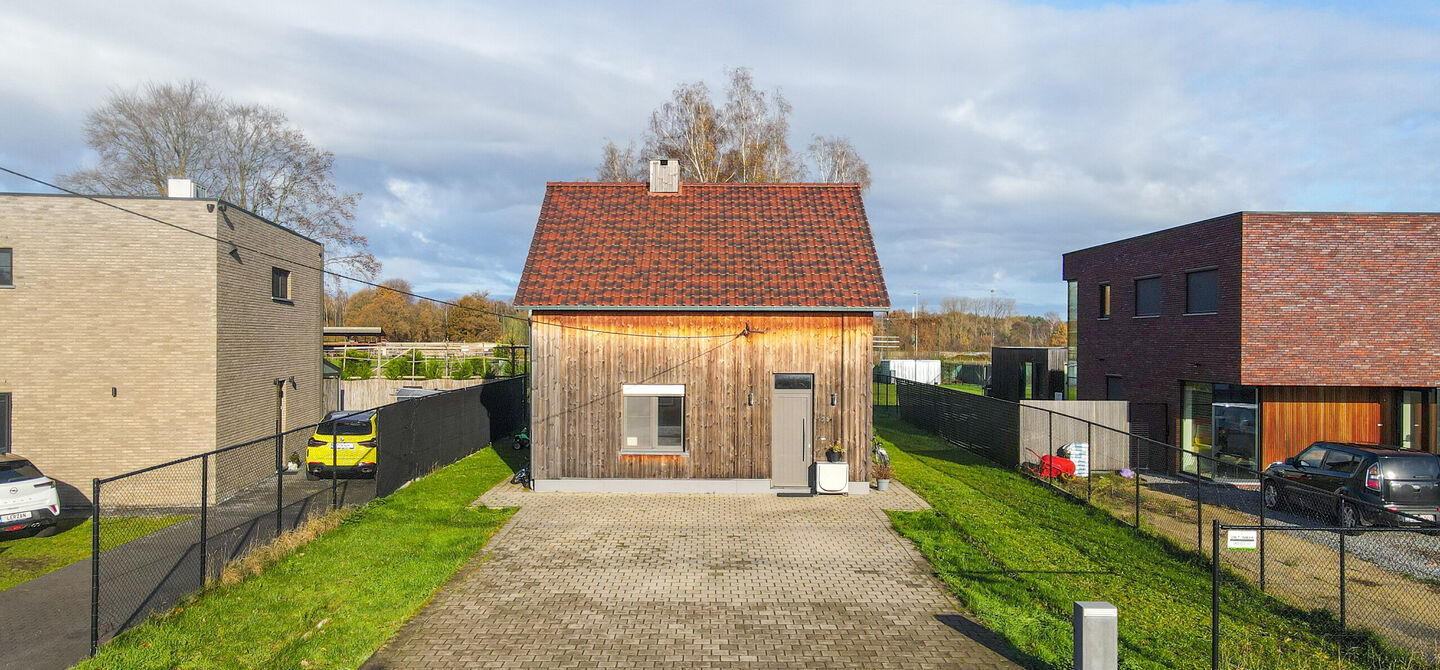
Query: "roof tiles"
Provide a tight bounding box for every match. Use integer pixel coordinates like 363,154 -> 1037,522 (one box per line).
515,183 -> 889,309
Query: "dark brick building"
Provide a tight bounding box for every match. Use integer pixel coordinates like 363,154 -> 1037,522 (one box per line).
1063,212 -> 1439,481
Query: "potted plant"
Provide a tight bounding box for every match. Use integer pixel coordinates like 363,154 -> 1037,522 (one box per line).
874,463 -> 893,491
826,443 -> 846,463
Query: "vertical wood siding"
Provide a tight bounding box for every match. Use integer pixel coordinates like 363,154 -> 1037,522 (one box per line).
1260,386 -> 1392,463
530,312 -> 873,482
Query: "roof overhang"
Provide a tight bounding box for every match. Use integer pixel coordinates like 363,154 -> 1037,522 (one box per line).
517,305 -> 888,313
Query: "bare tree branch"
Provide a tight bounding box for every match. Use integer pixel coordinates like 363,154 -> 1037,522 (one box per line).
58,80 -> 379,280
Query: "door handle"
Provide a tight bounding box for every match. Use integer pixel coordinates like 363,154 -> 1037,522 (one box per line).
801,418 -> 807,459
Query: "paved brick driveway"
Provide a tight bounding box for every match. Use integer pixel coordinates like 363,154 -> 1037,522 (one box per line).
362,483 -> 1023,669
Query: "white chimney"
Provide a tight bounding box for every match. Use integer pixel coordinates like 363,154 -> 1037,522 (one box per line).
166,178 -> 205,199
648,159 -> 679,194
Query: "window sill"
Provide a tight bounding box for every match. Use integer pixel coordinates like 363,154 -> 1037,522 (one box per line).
620,450 -> 687,457
271,297 -> 294,305
1097,317 -> 1109,321
1183,311 -> 1218,317
1132,314 -> 1160,319
0,285 -> 13,289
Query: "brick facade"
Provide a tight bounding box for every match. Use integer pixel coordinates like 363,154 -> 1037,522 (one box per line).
1241,213 -> 1440,387
1063,211 -> 1440,462
0,194 -> 321,504
1062,213 -> 1243,443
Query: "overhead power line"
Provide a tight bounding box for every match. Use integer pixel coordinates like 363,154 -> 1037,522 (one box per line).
0,165 -> 743,341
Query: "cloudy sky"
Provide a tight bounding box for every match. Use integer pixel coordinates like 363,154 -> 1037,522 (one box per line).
3,0 -> 1438,314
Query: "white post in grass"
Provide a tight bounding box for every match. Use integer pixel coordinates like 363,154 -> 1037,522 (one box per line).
1074,601 -> 1118,670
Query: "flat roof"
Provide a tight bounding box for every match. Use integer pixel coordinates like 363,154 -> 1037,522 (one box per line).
0,191 -> 321,246
1064,210 -> 1440,257
323,326 -> 384,335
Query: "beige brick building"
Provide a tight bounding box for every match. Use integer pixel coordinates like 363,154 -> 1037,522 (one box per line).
0,192 -> 323,504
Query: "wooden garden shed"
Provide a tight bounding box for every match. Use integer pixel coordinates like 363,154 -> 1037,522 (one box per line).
514,162 -> 889,493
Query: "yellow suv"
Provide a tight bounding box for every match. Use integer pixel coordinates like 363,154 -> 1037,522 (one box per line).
306,410 -> 379,480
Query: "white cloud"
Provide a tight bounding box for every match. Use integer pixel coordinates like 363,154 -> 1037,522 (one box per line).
2,1 -> 1438,312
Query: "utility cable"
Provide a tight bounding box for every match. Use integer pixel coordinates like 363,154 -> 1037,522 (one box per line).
0,165 -> 744,341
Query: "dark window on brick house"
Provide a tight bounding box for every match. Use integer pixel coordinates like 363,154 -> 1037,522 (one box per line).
271,267 -> 291,302
1098,283 -> 1111,319
0,248 -> 11,287
1134,276 -> 1160,317
1186,269 -> 1218,314
1105,376 -> 1124,401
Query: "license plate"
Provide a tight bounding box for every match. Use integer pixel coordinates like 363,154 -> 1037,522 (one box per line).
1,511 -> 32,522
1419,514 -> 1435,522
336,444 -> 355,450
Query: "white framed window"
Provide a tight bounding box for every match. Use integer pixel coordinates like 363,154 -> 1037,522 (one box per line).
621,384 -> 685,454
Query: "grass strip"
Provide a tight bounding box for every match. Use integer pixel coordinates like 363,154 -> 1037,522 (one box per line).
77,446 -> 517,669
877,415 -> 1423,669
0,516 -> 187,592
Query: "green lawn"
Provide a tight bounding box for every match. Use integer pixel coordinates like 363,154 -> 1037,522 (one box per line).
940,382 -> 984,395
877,415 -> 1420,670
0,516 -> 187,592
78,446 -> 519,669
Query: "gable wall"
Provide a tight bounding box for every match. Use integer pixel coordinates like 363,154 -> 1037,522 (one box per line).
529,311 -> 873,482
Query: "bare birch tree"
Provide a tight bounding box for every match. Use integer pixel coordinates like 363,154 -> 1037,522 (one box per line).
599,68 -> 865,189
806,135 -> 872,190
59,80 -> 378,281
642,81 -> 727,182
596,139 -> 643,181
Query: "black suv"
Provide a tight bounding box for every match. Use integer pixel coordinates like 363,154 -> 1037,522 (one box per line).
1262,442 -> 1440,528
1267,440 -> 1434,530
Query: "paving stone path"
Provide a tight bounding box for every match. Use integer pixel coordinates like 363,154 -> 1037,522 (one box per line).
362,482 -> 1023,669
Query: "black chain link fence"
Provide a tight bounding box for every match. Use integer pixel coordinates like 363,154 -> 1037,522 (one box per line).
0,376 -> 525,670
886,375 -> 1440,667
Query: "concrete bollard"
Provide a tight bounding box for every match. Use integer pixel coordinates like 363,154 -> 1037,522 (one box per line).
1074,601 -> 1118,670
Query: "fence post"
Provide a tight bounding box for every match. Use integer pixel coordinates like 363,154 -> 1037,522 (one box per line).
1085,421 -> 1092,503
275,429 -> 283,537
200,455 -> 208,586
1211,519 -> 1221,670
331,436 -> 339,511
1196,469 -> 1203,553
1134,459 -> 1141,529
1258,490 -> 1266,593
90,477 -> 100,657
1339,531 -> 1347,629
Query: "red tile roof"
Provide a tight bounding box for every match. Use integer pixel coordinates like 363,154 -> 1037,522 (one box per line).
515,183 -> 889,310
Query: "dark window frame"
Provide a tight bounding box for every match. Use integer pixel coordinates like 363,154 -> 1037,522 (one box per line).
1105,375 -> 1124,401
0,247 -> 12,287
271,267 -> 292,303
1185,267 -> 1219,315
1133,275 -> 1161,318
1098,283 -> 1111,319
0,392 -> 9,454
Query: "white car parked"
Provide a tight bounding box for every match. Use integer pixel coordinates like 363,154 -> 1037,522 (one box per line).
0,454 -> 62,536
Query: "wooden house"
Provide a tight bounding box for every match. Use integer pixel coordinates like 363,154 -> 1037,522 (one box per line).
514,161 -> 889,493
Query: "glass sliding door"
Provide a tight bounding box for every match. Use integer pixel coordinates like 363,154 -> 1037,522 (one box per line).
1182,382 -> 1258,481
1400,390 -> 1424,451
1181,383 -> 1213,477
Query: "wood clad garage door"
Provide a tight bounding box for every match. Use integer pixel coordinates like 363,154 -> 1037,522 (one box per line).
1262,386 -> 1389,463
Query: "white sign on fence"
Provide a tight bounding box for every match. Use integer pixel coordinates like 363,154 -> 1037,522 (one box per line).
1226,529 -> 1258,550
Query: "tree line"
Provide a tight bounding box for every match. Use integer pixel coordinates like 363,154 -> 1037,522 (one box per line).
877,296 -> 1066,358
326,279 -> 526,344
